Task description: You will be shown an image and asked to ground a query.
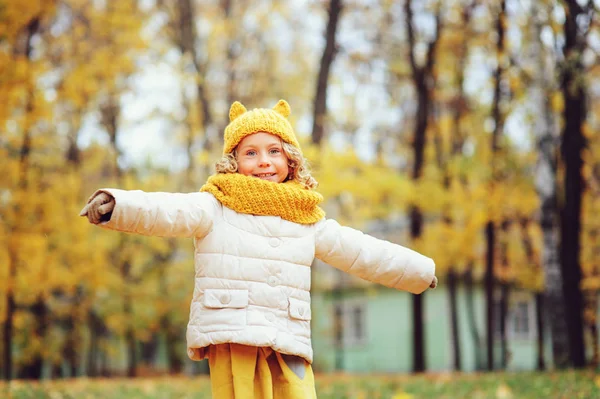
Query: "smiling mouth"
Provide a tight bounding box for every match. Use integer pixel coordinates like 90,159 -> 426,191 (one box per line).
254,173 -> 276,178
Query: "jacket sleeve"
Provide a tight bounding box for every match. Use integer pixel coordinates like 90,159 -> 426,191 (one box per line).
91,189 -> 218,238
314,218 -> 435,295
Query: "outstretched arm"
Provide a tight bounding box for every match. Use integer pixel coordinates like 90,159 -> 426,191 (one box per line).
80,189 -> 219,238
315,219 -> 436,295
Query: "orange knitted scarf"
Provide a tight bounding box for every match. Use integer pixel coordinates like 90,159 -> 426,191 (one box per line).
200,173 -> 325,225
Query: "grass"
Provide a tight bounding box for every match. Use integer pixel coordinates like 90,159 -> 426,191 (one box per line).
1,370 -> 599,398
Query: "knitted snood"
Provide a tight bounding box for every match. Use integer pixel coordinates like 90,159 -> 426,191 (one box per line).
200,173 -> 325,224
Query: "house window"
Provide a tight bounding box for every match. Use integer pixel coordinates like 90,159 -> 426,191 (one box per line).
352,305 -> 364,342
334,304 -> 344,345
333,301 -> 367,347
510,300 -> 533,340
493,300 -> 505,339
493,295 -> 535,341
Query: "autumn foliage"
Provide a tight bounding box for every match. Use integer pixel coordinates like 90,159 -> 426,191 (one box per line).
1,0 -> 599,380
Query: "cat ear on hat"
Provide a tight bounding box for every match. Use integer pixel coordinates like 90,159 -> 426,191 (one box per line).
272,99 -> 291,118
230,101 -> 247,121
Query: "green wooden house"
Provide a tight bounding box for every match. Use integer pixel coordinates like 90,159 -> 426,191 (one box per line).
310,273 -> 550,373
309,215 -> 554,373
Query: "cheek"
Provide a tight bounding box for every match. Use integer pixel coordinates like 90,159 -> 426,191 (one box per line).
237,159 -> 253,176
277,159 -> 289,172
277,167 -> 288,183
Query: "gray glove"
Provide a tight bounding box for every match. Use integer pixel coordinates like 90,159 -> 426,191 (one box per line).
430,276 -> 438,289
79,192 -> 115,224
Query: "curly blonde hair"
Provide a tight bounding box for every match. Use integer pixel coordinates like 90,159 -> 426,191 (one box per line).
215,142 -> 318,190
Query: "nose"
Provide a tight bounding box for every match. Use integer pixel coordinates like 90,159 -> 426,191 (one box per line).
258,153 -> 271,167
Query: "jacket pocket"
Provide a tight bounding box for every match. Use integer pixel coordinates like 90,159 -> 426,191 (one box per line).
203,289 -> 248,309
189,289 -> 249,333
288,297 -> 311,321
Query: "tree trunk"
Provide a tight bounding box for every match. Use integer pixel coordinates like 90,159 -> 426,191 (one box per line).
499,220 -> 511,369
529,0 -> 569,369
60,115 -> 85,379
410,206 -> 425,372
499,283 -> 509,369
535,293 -> 546,370
484,220 -> 496,371
140,335 -> 159,368
100,349 -> 110,377
589,308 -> 599,368
18,298 -> 47,379
165,324 -> 183,374
447,268 -> 461,370
158,264 -> 183,374
404,0 -> 441,373
3,15 -> 40,382
332,270 -> 345,371
434,0 -> 477,373
4,247 -> 18,381
121,259 -> 138,377
309,0 -> 343,369
50,363 -> 62,379
558,0 -> 588,369
520,215 -> 547,371
86,311 -> 101,377
102,95 -> 142,377
485,0 -> 506,371
218,0 -> 241,139
87,307 -> 111,378
63,314 -> 79,377
176,0 -> 214,179
311,0 -> 342,145
125,301 -> 137,377
464,268 -> 483,370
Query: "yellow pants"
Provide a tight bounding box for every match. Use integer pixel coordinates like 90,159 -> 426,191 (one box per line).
208,343 -> 317,399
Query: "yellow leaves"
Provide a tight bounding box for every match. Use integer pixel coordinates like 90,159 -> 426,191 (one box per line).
581,276 -> 600,291
410,178 -> 446,214
61,66 -> 101,108
495,383 -> 514,399
582,122 -> 594,140
310,144 -> 417,224
551,92 -> 564,113
420,223 -> 456,271
508,73 -> 522,96
0,0 -> 56,44
106,313 -> 128,335
391,392 -> 414,399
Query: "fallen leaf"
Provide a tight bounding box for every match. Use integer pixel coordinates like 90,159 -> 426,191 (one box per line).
391,392 -> 414,399
496,383 -> 513,399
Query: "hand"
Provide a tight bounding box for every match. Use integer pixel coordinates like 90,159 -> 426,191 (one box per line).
429,276 -> 438,289
79,192 -> 115,224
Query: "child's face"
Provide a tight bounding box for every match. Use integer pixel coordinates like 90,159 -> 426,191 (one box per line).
236,132 -> 290,183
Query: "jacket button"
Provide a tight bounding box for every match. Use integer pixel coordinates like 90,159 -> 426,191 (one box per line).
267,276 -> 278,287
220,293 -> 231,304
269,238 -> 281,247
266,313 -> 275,322
299,308 -> 305,316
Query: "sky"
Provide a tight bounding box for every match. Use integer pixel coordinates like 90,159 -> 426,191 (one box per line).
76,0 -> 556,173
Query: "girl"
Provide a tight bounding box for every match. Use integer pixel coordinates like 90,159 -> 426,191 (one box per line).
80,100 -> 437,399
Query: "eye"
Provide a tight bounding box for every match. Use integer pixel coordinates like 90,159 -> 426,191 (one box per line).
270,148 -> 281,155
246,150 -> 256,156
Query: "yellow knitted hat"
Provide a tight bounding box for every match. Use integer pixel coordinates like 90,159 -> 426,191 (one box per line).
223,99 -> 301,155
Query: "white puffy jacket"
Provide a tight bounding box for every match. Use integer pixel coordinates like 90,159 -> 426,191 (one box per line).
94,189 -> 436,363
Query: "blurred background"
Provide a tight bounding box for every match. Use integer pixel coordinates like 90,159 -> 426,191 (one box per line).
1,0 -> 599,383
